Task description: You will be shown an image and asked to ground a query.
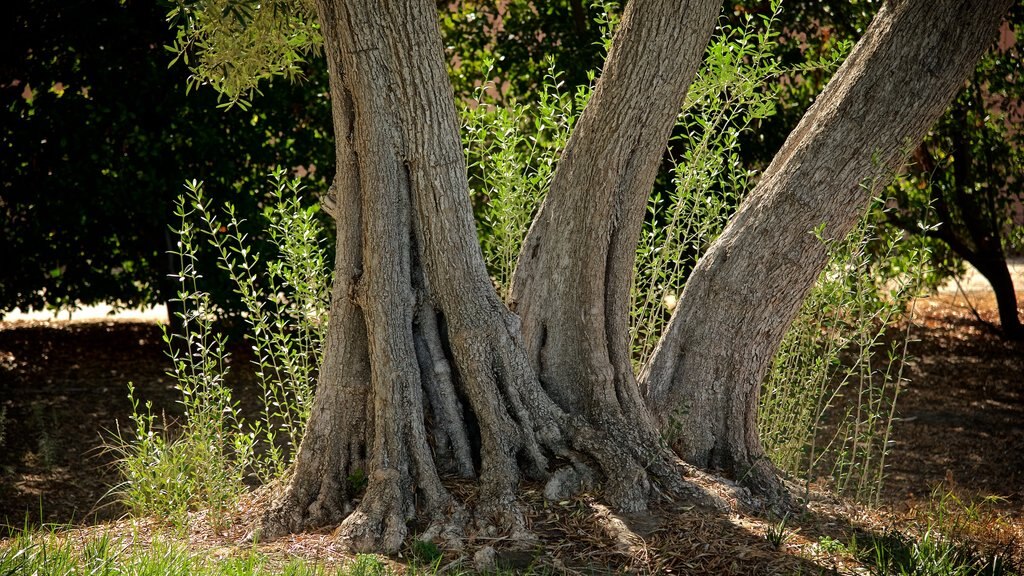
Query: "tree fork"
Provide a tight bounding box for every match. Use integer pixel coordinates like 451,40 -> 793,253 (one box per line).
260,0 -> 731,552
641,0 -> 1013,500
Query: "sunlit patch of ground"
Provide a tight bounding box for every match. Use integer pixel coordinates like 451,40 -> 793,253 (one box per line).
1,275 -> 1021,573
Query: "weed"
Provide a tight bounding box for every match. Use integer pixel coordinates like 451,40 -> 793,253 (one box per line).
760,200 -> 929,503
851,528 -> 1014,576
349,554 -> 391,576
765,514 -> 794,550
409,539 -> 443,567
462,59 -> 578,301
818,535 -> 848,555
112,173 -> 328,525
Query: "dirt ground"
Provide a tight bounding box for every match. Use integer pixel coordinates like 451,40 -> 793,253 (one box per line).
0,290 -> 1021,537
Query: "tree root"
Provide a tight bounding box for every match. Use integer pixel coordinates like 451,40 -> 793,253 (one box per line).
334,469 -> 409,554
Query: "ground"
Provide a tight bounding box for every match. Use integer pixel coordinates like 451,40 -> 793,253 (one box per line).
0,282 -> 1021,573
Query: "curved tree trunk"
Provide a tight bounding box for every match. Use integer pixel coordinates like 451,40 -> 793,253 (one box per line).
509,0 -> 721,506
263,0 -> 721,553
641,0 -> 1013,498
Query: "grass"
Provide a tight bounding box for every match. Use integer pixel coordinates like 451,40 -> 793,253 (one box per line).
2,488 -> 1019,576
0,528 -> 552,576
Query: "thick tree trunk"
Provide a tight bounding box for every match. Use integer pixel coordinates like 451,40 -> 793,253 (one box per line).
263,0 -> 719,553
641,0 -> 1012,498
509,0 -> 721,507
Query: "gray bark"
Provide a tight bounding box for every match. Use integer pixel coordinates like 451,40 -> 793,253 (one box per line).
263,0 -> 1010,555
264,0 -> 718,553
508,0 -> 722,508
511,0 -> 720,418
640,0 -> 1013,498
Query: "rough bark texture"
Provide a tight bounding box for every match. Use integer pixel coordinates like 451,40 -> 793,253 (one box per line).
641,0 -> 1013,498
512,0 -> 720,417
509,0 -> 722,508
260,0 -> 371,537
263,0 -> 720,553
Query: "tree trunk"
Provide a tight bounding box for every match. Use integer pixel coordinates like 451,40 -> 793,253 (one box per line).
641,0 -> 1012,498
509,0 -> 721,507
262,0 -> 1011,555
972,256 -> 1024,340
262,0 -> 719,553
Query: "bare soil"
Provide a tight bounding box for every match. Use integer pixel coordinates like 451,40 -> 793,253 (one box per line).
0,292 -> 1021,572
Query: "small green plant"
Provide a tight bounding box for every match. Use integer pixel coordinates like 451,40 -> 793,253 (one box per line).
760,198 -> 929,503
190,172 -> 329,481
348,554 -> 391,576
114,172 -> 329,525
851,528 -> 1014,576
409,539 -> 443,567
765,514 -> 793,550
840,491 -> 1021,576
347,468 -> 369,495
111,188 -> 253,529
818,535 -> 848,555
463,58 -> 579,300
0,528 -> 332,575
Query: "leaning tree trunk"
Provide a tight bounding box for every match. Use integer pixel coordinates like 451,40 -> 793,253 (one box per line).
641,0 -> 1013,498
262,0 -> 721,553
509,0 -> 722,508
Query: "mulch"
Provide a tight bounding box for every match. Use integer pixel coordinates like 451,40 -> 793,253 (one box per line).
0,293 -> 1021,572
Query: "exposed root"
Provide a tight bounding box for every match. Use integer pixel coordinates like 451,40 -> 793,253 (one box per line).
737,458 -> 802,516
415,505 -> 469,552
472,493 -> 535,543
334,469 -> 409,554
592,503 -> 650,559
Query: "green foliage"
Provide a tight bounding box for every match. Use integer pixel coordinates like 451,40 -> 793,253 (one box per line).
440,1 -> 611,106
189,174 -> 329,480
462,61 -> 581,298
727,0 -> 874,171
765,514 -> 793,550
347,555 -> 391,576
760,201 -> 929,504
0,530 -> 331,576
114,174 -> 329,524
29,403 -> 60,470
409,539 -> 443,568
1,0 -> 333,319
0,528 -> 565,575
166,0 -> 322,108
848,492 -> 1020,576
630,1 -> 849,365
112,192 -> 253,529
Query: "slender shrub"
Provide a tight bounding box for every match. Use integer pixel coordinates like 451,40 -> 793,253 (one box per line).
760,201 -> 930,503
113,194 -> 251,527
115,172 -> 329,523
462,59 -> 581,300
190,172 -> 330,481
